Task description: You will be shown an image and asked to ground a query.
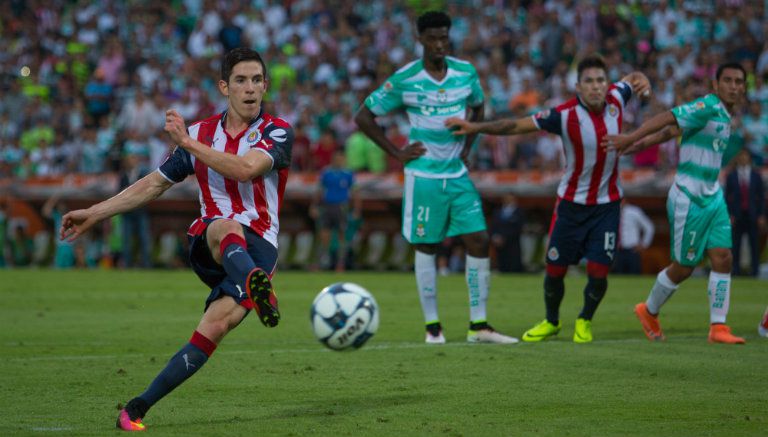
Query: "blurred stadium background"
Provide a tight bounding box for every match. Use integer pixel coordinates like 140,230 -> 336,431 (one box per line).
1,0 -> 767,275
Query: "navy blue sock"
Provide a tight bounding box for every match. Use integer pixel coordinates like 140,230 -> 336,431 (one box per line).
579,276 -> 607,320
220,234 -> 256,290
544,274 -> 565,325
138,331 -> 216,410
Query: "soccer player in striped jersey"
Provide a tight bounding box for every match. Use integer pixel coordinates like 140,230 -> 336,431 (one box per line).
603,62 -> 747,344
60,48 -> 293,430
446,55 -> 651,343
355,11 -> 518,345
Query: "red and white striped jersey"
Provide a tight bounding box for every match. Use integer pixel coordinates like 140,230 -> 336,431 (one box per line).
532,82 -> 632,205
158,110 -> 294,248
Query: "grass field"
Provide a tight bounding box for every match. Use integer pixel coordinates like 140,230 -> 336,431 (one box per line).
1,269 -> 766,436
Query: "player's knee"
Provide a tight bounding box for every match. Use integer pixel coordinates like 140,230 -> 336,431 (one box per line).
463,232 -> 489,256
198,319 -> 230,342
586,261 -> 610,279
710,249 -> 732,272
545,263 -> 568,278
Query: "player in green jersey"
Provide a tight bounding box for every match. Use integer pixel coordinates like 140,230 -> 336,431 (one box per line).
355,11 -> 517,345
604,62 -> 747,344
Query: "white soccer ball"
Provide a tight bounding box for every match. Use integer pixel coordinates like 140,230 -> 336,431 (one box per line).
310,282 -> 379,351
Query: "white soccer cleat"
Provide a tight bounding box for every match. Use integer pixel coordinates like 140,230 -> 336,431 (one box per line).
467,327 -> 519,344
425,331 -> 446,344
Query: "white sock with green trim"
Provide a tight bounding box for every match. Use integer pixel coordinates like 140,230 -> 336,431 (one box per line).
466,255 -> 490,323
415,251 -> 439,323
646,268 -> 678,315
708,271 -> 731,324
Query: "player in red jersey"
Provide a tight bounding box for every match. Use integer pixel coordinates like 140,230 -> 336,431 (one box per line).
447,55 -> 650,343
60,48 -> 293,431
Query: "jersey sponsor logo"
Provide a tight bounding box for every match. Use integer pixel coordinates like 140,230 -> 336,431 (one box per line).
235,284 -> 246,299
535,109 -> 550,119
547,247 -> 559,261
413,83 -> 425,91
419,103 -> 463,116
270,128 -> 288,143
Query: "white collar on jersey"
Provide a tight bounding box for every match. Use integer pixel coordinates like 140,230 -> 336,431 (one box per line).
220,109 -> 263,131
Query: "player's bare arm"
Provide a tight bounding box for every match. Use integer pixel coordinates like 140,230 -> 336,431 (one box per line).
460,103 -> 485,163
620,71 -> 652,98
602,110 -> 678,153
60,171 -> 174,242
620,125 -> 682,156
354,105 -> 426,163
165,109 -> 272,182
445,115 -> 538,136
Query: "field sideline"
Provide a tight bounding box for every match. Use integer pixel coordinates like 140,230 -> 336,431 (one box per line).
1,269 -> 765,437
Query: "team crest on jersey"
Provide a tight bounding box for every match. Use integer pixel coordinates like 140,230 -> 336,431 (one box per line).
548,247 -> 559,261
686,248 -> 696,261
416,224 -> 426,237
607,104 -> 619,118
383,81 -> 393,92
247,130 -> 261,143
437,89 -> 447,103
695,101 -> 705,110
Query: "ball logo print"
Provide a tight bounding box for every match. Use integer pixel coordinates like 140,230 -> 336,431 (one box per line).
310,282 -> 379,351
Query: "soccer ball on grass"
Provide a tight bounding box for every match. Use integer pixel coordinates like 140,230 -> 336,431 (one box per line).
310,282 -> 379,351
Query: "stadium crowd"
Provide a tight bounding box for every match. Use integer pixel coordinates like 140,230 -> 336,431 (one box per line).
1,0 -> 767,270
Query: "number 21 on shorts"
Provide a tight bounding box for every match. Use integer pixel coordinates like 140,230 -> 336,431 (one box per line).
417,206 -> 430,222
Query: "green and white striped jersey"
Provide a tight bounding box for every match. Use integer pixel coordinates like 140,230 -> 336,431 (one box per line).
671,93 -> 732,204
364,56 -> 484,178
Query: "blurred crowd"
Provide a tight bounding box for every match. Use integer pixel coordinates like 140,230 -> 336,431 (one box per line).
1,0 -> 768,273
1,0 -> 767,181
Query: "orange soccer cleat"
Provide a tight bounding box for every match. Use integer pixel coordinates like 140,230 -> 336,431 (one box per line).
634,303 -> 665,341
708,324 -> 746,344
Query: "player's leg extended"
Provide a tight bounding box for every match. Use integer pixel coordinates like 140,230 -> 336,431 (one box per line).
403,174 -> 449,343
207,219 -> 279,327
704,205 -> 744,344
117,297 -> 245,431
574,201 -> 620,343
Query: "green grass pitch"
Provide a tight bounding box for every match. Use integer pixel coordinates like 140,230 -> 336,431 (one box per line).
1,269 -> 766,436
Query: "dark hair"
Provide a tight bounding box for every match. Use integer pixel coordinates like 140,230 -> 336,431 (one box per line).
576,54 -> 607,81
715,62 -> 746,81
417,11 -> 451,34
221,47 -> 267,82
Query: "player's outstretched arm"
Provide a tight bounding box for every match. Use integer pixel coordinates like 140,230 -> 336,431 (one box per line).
602,110 -> 678,154
445,116 -> 537,136
354,106 -> 425,163
165,109 -> 273,182
60,171 -> 174,242
620,125 -> 682,155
